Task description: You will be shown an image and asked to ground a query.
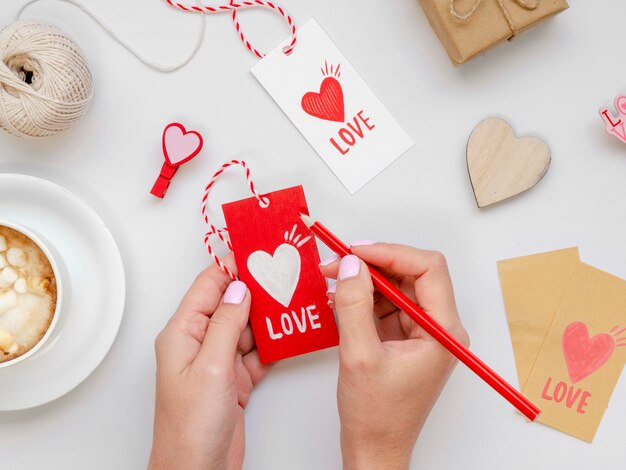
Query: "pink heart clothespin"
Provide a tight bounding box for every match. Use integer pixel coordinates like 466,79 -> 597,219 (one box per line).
151,122 -> 204,198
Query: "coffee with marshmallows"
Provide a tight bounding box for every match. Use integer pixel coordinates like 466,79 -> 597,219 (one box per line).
0,225 -> 57,363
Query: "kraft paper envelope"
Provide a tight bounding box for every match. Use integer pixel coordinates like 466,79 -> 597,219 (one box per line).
523,263 -> 626,442
497,248 -> 580,388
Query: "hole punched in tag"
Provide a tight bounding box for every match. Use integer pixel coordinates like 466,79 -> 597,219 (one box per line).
165,0 -> 297,59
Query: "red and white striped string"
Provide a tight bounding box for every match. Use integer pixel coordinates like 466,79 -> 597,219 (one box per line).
164,0 -> 297,57
201,160 -> 270,279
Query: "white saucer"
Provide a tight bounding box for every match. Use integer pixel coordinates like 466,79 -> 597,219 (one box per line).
0,174 -> 125,411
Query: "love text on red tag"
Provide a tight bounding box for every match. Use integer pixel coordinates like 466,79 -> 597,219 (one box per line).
222,185 -> 339,363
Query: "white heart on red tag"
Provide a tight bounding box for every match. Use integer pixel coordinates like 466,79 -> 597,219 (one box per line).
247,243 -> 301,307
162,122 -> 203,167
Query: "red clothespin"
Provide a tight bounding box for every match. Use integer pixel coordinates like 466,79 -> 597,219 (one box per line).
151,122 -> 204,198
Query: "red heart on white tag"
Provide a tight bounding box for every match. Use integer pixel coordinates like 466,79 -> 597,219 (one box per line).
301,76 -> 345,123
162,123 -> 203,166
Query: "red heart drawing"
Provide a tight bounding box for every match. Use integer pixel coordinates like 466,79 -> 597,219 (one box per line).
563,321 -> 615,383
301,76 -> 345,123
162,122 -> 203,167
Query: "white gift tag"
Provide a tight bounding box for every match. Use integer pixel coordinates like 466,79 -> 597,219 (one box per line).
252,19 -> 414,194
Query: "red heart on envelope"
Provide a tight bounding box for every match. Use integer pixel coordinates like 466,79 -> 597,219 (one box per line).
162,122 -> 203,167
562,321 -> 615,383
301,76 -> 345,123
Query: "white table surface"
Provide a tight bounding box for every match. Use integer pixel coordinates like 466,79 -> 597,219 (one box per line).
1,0 -> 626,468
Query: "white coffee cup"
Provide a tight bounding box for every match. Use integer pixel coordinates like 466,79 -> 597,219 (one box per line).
0,219 -> 63,369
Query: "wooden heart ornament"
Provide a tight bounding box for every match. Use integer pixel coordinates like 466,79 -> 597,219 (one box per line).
467,118 -> 551,208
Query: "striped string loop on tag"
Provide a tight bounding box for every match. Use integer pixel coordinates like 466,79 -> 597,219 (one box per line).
165,0 -> 297,57
201,160 -> 269,279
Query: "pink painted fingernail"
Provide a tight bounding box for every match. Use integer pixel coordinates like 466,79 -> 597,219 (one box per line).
223,280 -> 247,304
319,254 -> 339,266
338,255 -> 361,280
327,282 -> 337,294
349,240 -> 376,247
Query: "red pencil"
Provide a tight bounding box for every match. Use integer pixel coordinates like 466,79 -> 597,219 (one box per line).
301,213 -> 540,421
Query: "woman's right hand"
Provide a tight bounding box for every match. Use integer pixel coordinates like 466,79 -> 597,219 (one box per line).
320,243 -> 469,470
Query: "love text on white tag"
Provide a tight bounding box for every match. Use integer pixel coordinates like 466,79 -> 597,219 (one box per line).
252,19 -> 414,194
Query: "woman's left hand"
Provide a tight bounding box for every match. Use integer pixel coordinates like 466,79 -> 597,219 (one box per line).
148,255 -> 271,470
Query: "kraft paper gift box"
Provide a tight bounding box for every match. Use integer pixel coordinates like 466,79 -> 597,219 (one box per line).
418,0 -> 569,64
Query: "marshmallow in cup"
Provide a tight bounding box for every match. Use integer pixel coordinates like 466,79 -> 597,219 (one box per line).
0,220 -> 63,369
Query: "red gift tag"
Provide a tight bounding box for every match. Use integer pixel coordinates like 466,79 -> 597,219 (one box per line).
222,185 -> 339,363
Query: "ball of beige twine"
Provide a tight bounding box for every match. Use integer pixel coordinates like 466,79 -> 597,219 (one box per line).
0,21 -> 92,138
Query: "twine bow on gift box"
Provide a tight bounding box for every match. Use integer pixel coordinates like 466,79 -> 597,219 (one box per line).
450,0 -> 540,35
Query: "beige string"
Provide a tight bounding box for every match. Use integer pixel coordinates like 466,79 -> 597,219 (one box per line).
0,0 -> 207,138
0,21 -> 93,138
450,0 -> 540,35
16,0 -> 206,73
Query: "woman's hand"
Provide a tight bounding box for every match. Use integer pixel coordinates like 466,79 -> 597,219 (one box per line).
320,243 -> 469,470
148,256 -> 271,470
